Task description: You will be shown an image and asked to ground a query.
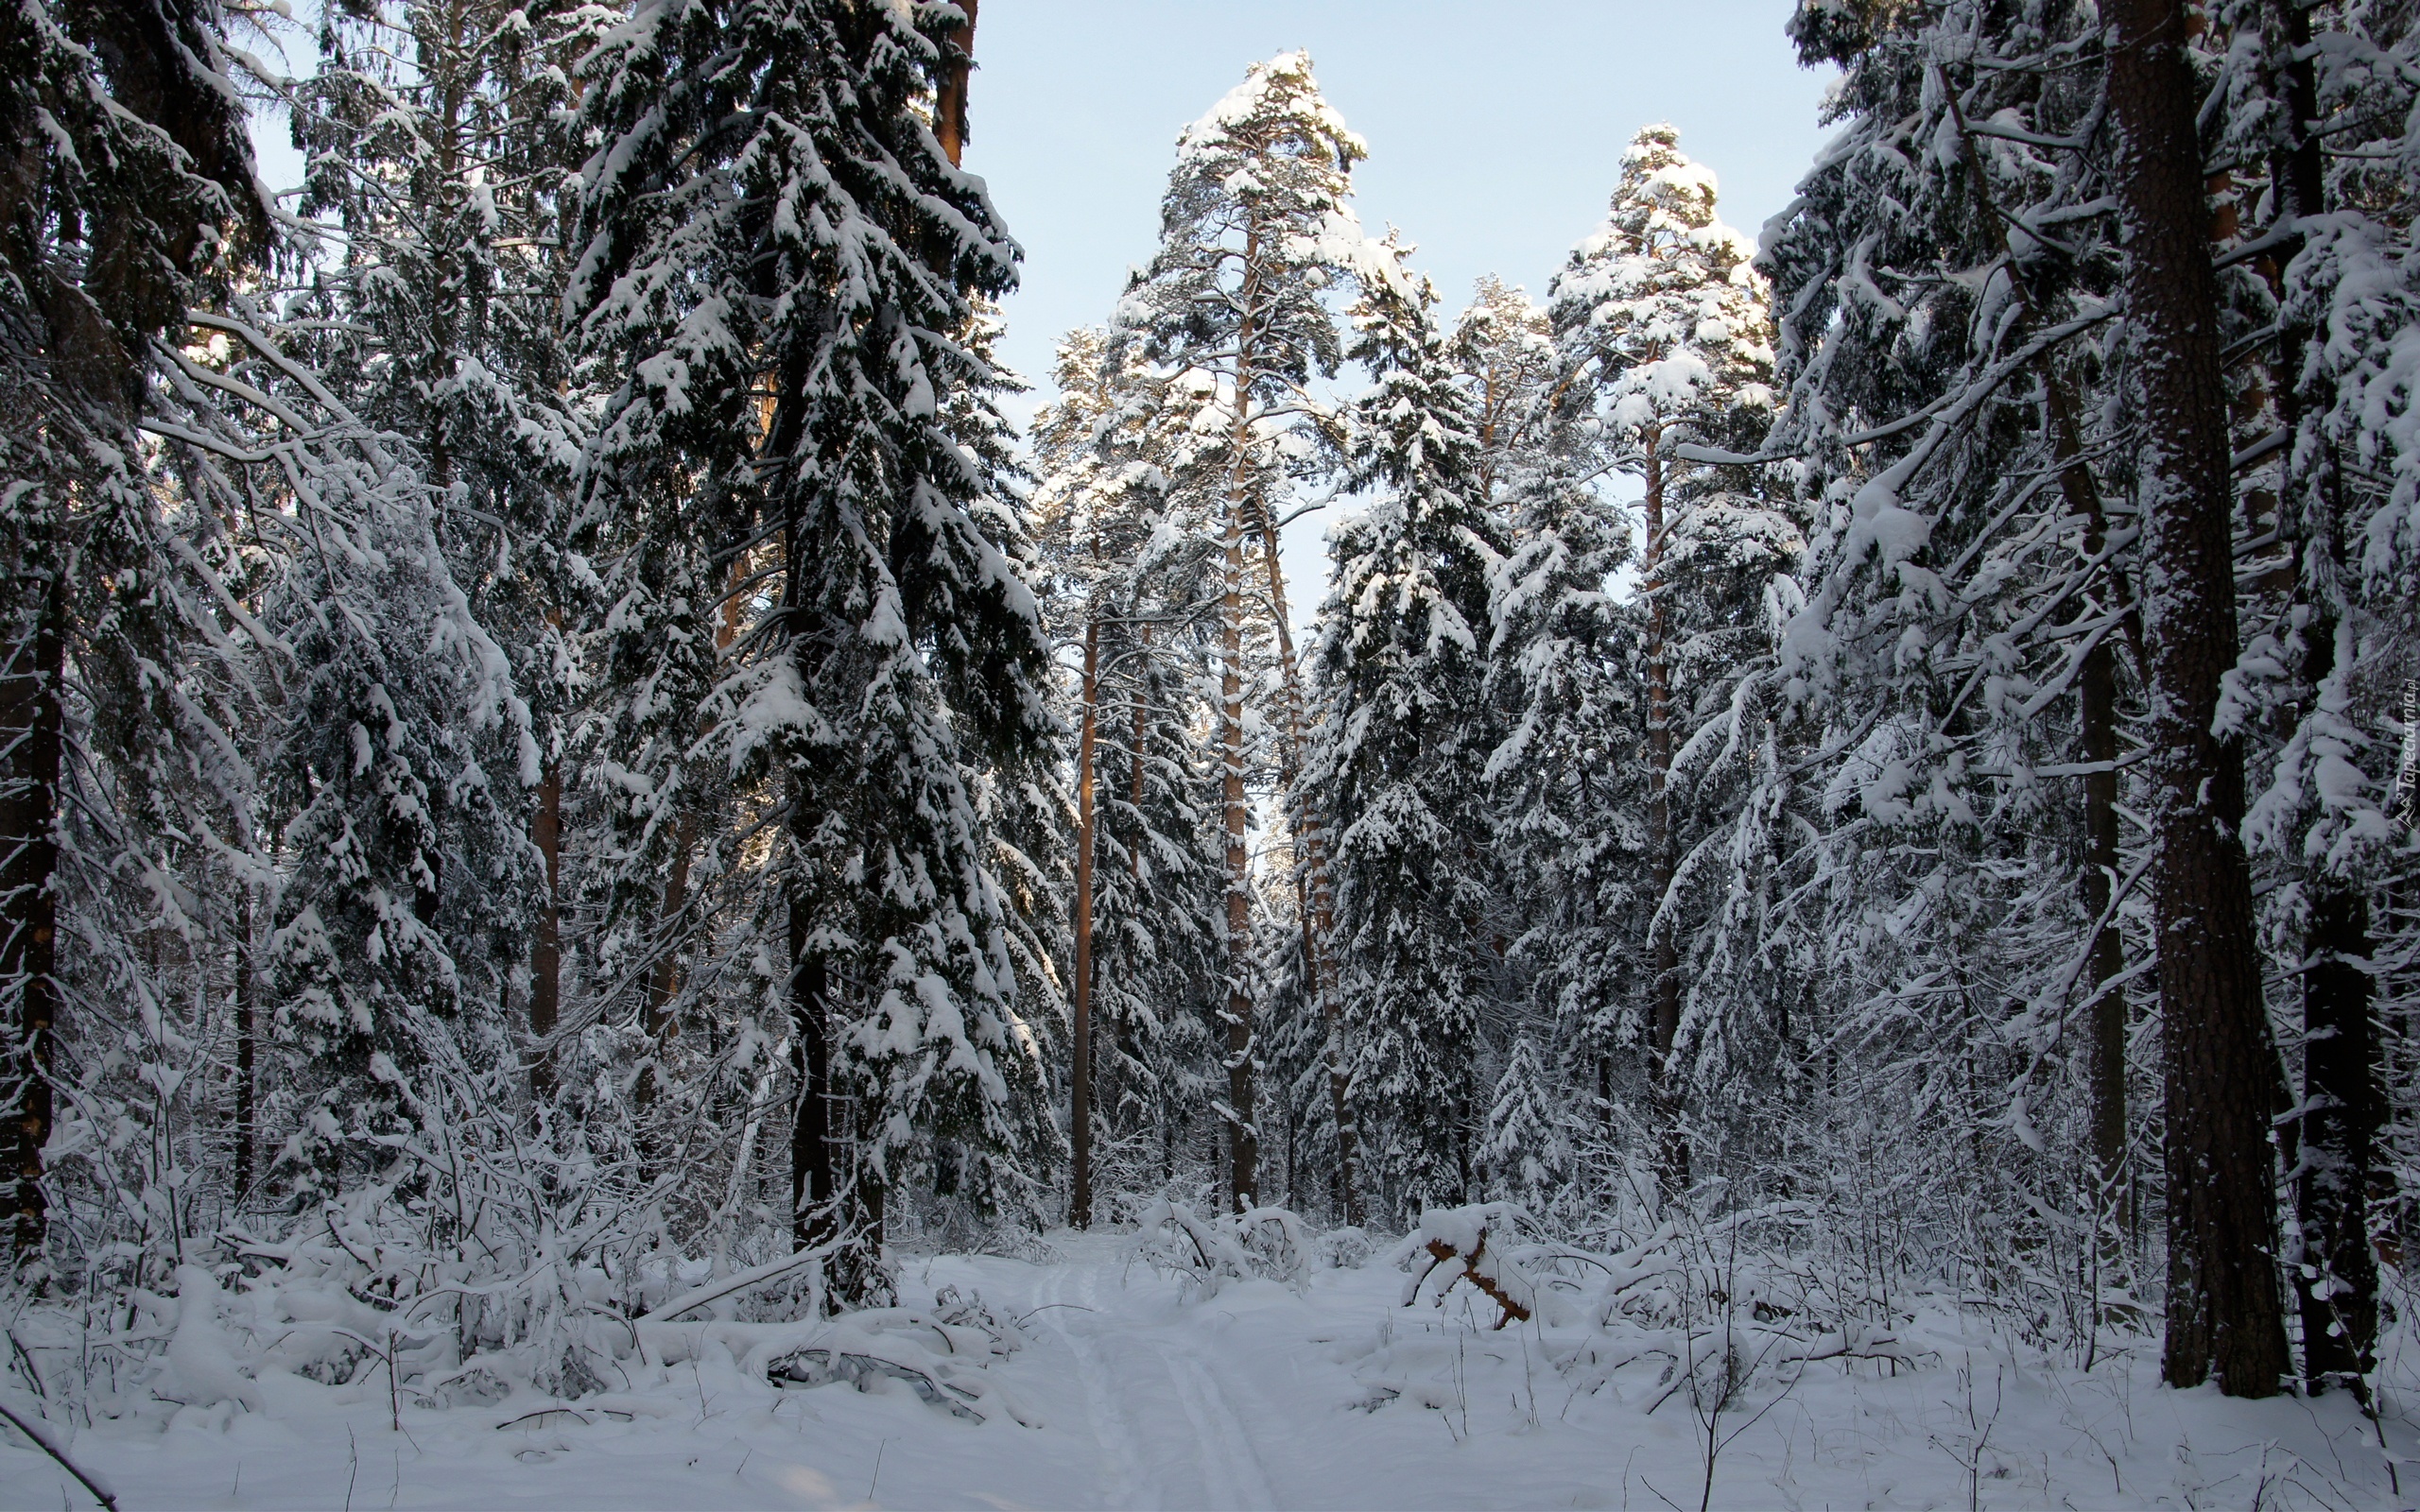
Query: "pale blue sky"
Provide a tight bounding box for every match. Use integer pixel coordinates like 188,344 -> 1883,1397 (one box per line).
253,2 -> 1837,628
965,0 -> 1838,416
958,1 -> 1838,625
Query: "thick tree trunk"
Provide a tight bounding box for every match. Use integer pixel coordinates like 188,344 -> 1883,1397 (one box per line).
1215,234 -> 1264,1215
530,762 -> 562,1097
788,906 -> 836,1252
1640,428 -> 1686,1200
1069,610 -> 1099,1229
2106,0 -> 2290,1397
1250,502 -> 1364,1224
0,548 -> 61,1258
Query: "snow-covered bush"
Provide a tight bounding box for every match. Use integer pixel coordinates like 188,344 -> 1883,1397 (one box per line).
1134,1200 -> 1325,1297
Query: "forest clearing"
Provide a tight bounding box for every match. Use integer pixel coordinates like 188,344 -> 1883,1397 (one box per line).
3,0 -> 2418,1505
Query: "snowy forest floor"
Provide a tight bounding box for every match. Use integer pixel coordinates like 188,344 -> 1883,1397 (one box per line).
1,1228 -> 2408,1510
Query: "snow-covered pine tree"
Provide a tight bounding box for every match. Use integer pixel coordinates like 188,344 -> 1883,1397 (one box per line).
1032,328 -> 1230,1224
0,0 -> 268,1258
1547,124 -> 1778,1195
1113,51 -> 1378,1213
1309,237 -> 1507,1220
570,0 -> 1054,1298
295,0 -> 596,1083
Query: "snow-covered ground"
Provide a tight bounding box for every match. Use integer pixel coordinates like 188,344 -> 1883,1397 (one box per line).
2,1228 -> 2406,1510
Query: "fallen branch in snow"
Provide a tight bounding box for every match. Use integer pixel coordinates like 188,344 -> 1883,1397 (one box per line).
0,1396 -> 118,1510
1402,1205 -> 1537,1329
1420,1238 -> 1532,1328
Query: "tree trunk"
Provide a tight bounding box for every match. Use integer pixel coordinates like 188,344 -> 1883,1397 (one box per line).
1250,499 -> 1363,1223
637,566 -> 743,1142
1215,231 -> 1264,1216
2256,0 -> 2379,1394
0,544 -> 61,1258
788,902 -> 836,1252
530,762 -> 562,1097
932,0 -> 978,169
640,821 -> 692,1126
2079,621 -> 2127,1194
2106,0 -> 2290,1397
233,888 -> 256,1203
1640,426 -> 1685,1200
1069,610 -> 1099,1229
2049,374 -> 2130,1213
1219,483 -> 1258,1212
2298,881 -> 2378,1392
1131,626 -> 1150,885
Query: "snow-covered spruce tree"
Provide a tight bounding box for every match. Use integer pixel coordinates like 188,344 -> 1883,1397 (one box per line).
205,326 -> 540,1211
0,0 -> 268,1261
1762,0 -> 2149,1331
1113,51 -> 1377,1213
1478,1034 -> 1568,1219
570,0 -> 1054,1299
1461,281 -> 1644,1159
1771,0 -> 2306,1386
1547,124 -> 1778,1196
295,0 -> 596,1083
1308,240 -> 1507,1221
2209,0 -> 2420,1396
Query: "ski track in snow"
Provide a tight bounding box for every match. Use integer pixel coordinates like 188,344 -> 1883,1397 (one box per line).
1149,1330 -> 1277,1511
1034,1260 -> 1152,1508
1021,1253 -> 1277,1511
8,1240 -> 2405,1509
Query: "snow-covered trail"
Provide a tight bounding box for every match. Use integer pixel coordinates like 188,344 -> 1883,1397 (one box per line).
982,1240 -> 1279,1510
4,1233 -> 2408,1509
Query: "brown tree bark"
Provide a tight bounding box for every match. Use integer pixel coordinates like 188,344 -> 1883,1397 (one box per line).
1132,624 -> 1150,886
932,0 -> 977,170
2106,0 -> 2290,1396
0,546 -> 61,1257
1249,500 -> 1364,1223
1069,609 -> 1100,1229
1219,483 -> 1258,1211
